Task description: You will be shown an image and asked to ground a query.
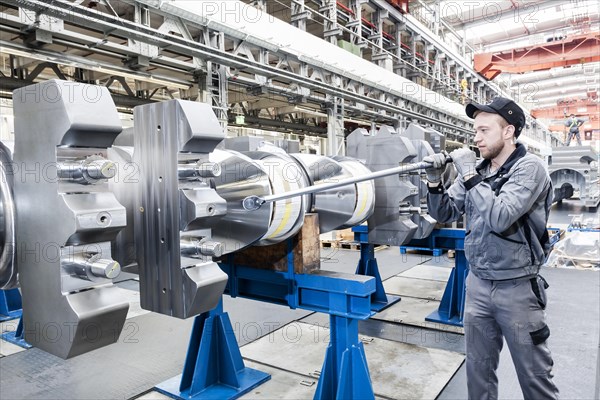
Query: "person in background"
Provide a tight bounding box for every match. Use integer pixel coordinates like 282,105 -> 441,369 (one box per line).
424,97 -> 559,400
565,113 -> 584,146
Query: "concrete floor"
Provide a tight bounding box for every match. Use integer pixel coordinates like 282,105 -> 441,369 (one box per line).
0,198 -> 598,399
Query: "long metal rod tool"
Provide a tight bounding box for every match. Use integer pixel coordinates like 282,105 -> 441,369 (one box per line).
242,156 -> 450,211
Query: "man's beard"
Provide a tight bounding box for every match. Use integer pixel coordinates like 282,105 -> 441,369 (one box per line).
482,140 -> 504,160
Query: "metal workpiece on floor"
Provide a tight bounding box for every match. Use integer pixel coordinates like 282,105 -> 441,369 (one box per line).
548,146 -> 599,207
133,100 -> 229,319
12,80 -> 129,359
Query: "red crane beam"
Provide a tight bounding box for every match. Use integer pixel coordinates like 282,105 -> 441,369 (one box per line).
474,32 -> 600,80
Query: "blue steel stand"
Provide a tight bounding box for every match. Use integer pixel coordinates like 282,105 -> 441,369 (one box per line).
158,232 -> 377,400
399,232 -> 444,256
402,229 -> 469,327
0,289 -> 30,348
0,288 -> 22,322
155,300 -> 270,400
352,225 -> 401,311
1,315 -> 32,349
425,248 -> 468,327
314,315 -> 374,399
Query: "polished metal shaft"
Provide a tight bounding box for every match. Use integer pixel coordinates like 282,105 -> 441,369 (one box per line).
242,158 -> 446,211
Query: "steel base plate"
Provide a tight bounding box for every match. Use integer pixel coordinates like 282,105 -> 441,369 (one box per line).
0,310 -> 21,322
241,321 -> 464,399
1,331 -> 32,350
155,368 -> 270,400
371,297 -> 464,334
398,264 -> 452,281
370,294 -> 401,312
383,276 -> 447,300
425,310 -> 464,327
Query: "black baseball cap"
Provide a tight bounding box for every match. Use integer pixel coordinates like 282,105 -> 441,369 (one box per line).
465,97 -> 526,137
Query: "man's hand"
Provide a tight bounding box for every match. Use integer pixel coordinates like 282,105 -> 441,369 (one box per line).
450,148 -> 477,180
422,153 -> 446,184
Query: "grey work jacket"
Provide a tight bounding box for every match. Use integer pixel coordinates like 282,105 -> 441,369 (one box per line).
427,144 -> 552,280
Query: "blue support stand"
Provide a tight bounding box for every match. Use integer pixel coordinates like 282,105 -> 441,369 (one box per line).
314,315 -> 374,400
402,229 -> 469,327
352,225 -> 401,312
400,246 -> 443,257
158,227 -> 377,400
155,300 -> 270,400
425,249 -> 468,327
0,288 -> 22,322
1,315 -> 32,349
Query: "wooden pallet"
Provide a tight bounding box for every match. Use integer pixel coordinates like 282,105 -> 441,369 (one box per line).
321,240 -> 339,249
321,240 -> 389,252
338,240 -> 361,251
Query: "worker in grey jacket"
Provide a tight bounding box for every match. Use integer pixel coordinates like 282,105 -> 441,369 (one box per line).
424,97 -> 559,400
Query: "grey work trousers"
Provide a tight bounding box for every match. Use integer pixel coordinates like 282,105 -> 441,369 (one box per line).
464,273 -> 559,400
566,130 -> 582,146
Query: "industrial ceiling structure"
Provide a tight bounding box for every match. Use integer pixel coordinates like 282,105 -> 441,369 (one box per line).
412,0 -> 600,140
1,0 -> 596,153
1,3 -> 600,400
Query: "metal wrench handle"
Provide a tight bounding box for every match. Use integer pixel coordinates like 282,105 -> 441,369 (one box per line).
242,155 -> 451,211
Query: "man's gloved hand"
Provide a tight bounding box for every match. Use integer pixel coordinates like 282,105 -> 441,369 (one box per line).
450,148 -> 477,180
422,153 -> 447,184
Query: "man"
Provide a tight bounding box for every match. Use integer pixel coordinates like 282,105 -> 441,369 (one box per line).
565,113 -> 584,146
424,97 -> 559,400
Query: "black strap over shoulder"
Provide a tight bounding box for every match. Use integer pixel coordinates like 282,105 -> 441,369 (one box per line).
500,181 -> 552,264
486,146 -> 553,264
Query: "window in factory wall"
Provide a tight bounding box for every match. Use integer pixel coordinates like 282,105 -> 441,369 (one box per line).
584,131 -> 592,141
